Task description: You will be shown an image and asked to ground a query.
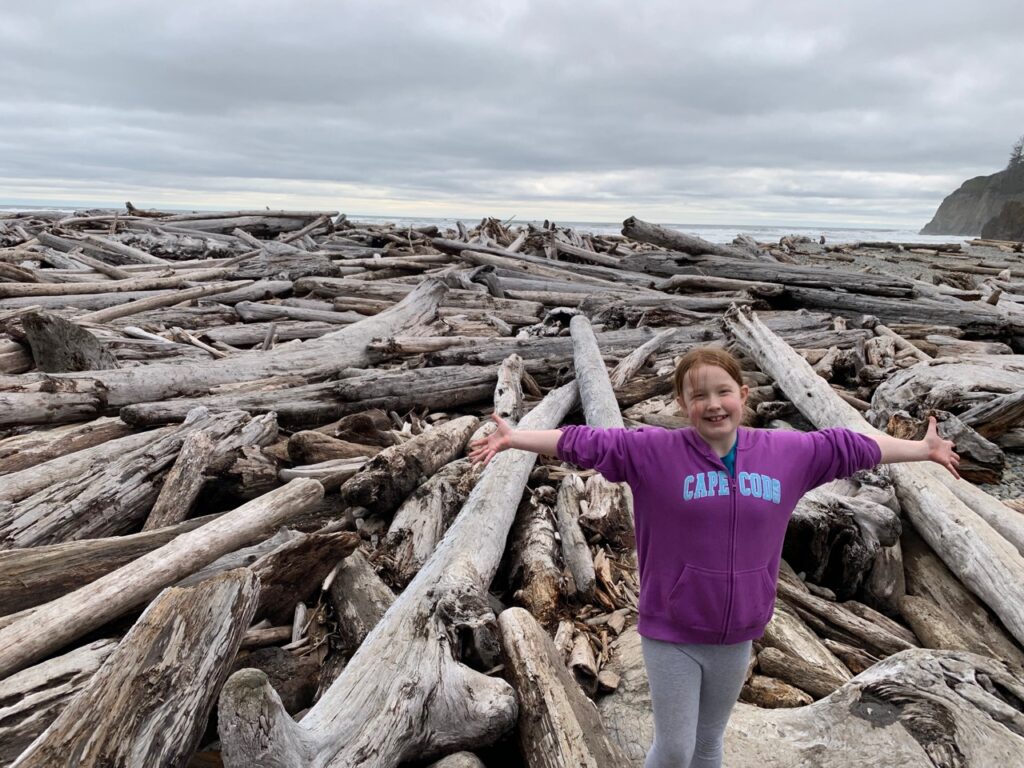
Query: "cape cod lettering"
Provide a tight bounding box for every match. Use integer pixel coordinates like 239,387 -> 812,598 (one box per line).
682,471 -> 782,504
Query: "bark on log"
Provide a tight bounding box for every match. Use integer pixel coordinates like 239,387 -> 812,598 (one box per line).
339,415 -> 478,517
0,639 -> 118,765
217,382 -> 577,768
12,570 -> 259,768
498,606 -> 631,767
724,305 -> 1024,649
0,478 -> 323,678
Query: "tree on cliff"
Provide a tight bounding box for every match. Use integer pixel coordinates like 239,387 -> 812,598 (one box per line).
1009,134 -> 1024,170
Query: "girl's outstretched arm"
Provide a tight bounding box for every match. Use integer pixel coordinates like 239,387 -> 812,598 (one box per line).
468,413 -> 562,466
868,415 -> 961,479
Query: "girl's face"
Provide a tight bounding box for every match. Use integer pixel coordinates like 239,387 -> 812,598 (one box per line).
678,364 -> 749,447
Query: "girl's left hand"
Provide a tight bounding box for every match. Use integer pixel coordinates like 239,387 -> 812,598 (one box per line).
925,415 -> 961,479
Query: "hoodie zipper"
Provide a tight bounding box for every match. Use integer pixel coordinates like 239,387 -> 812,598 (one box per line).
720,451 -> 738,644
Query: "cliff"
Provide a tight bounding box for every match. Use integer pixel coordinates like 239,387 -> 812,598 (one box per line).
920,165 -> 1024,235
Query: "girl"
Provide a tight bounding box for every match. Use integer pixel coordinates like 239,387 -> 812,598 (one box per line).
469,346 -> 960,768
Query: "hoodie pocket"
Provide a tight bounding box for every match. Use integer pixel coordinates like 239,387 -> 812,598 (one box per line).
667,565 -> 775,633
729,567 -> 776,630
667,565 -> 730,632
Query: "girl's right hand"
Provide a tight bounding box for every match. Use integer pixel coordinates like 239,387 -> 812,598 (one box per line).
468,413 -> 513,465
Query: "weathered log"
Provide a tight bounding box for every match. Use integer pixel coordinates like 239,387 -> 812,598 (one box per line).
608,328 -> 677,389
142,429 -> 216,530
724,305 -> 1024,648
120,365 -> 497,427
0,478 -> 323,678
0,417 -> 133,475
339,415 -> 478,517
0,278 -> 447,408
739,674 -> 814,708
569,315 -> 634,550
498,606 -> 631,767
0,639 -> 118,765
0,514 -> 218,616
509,487 -> 562,626
900,525 -> 1024,667
249,529 -> 360,625
287,430 -> 381,464
327,548 -> 396,656
426,753 -> 486,768
887,409 -> 1005,484
600,626 -> 1024,767
621,216 -> 760,261
12,570 -> 259,768
21,311 -> 118,372
756,646 -> 849,700
379,459 -> 481,589
784,484 -> 901,599
555,473 -> 596,600
759,602 -> 852,682
234,300 -> 363,325
217,382 -> 577,768
959,388 -> 1024,439
1,409 -> 276,548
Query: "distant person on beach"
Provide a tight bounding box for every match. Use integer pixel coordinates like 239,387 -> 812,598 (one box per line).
470,346 -> 959,768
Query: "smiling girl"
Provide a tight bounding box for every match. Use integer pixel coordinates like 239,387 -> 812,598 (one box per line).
469,346 -> 959,768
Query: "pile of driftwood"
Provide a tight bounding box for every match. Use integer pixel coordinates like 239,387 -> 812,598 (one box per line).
1,206 -> 1023,767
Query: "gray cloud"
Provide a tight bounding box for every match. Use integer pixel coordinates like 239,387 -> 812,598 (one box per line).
1,0 -> 1021,226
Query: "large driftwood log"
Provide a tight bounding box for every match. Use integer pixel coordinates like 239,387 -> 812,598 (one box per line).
784,484 -> 901,599
327,548 -> 396,656
0,513 -> 218,616
621,216 -> 763,261
0,478 -> 323,678
723,305 -> 1024,649
569,315 -> 634,550
0,278 -> 446,408
0,409 -> 276,548
600,627 -> 1024,767
555,473 -> 596,600
217,382 -> 578,768
339,415 -> 478,517
378,459 -> 481,588
142,429 -> 216,530
900,526 -> 1024,667
0,416 -> 133,475
509,487 -> 563,626
759,601 -> 853,683
0,639 -> 118,765
22,311 -> 119,372
498,606 -> 631,767
13,570 -> 259,768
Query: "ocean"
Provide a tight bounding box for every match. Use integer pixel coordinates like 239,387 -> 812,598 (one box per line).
347,215 -> 965,246
0,206 -> 965,246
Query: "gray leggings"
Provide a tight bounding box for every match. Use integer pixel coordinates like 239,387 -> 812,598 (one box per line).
641,636 -> 752,768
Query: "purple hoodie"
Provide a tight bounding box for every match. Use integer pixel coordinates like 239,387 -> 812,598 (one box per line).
556,425 -> 881,645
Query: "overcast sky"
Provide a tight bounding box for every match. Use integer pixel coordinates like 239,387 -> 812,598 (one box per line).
1,1 -> 1021,228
